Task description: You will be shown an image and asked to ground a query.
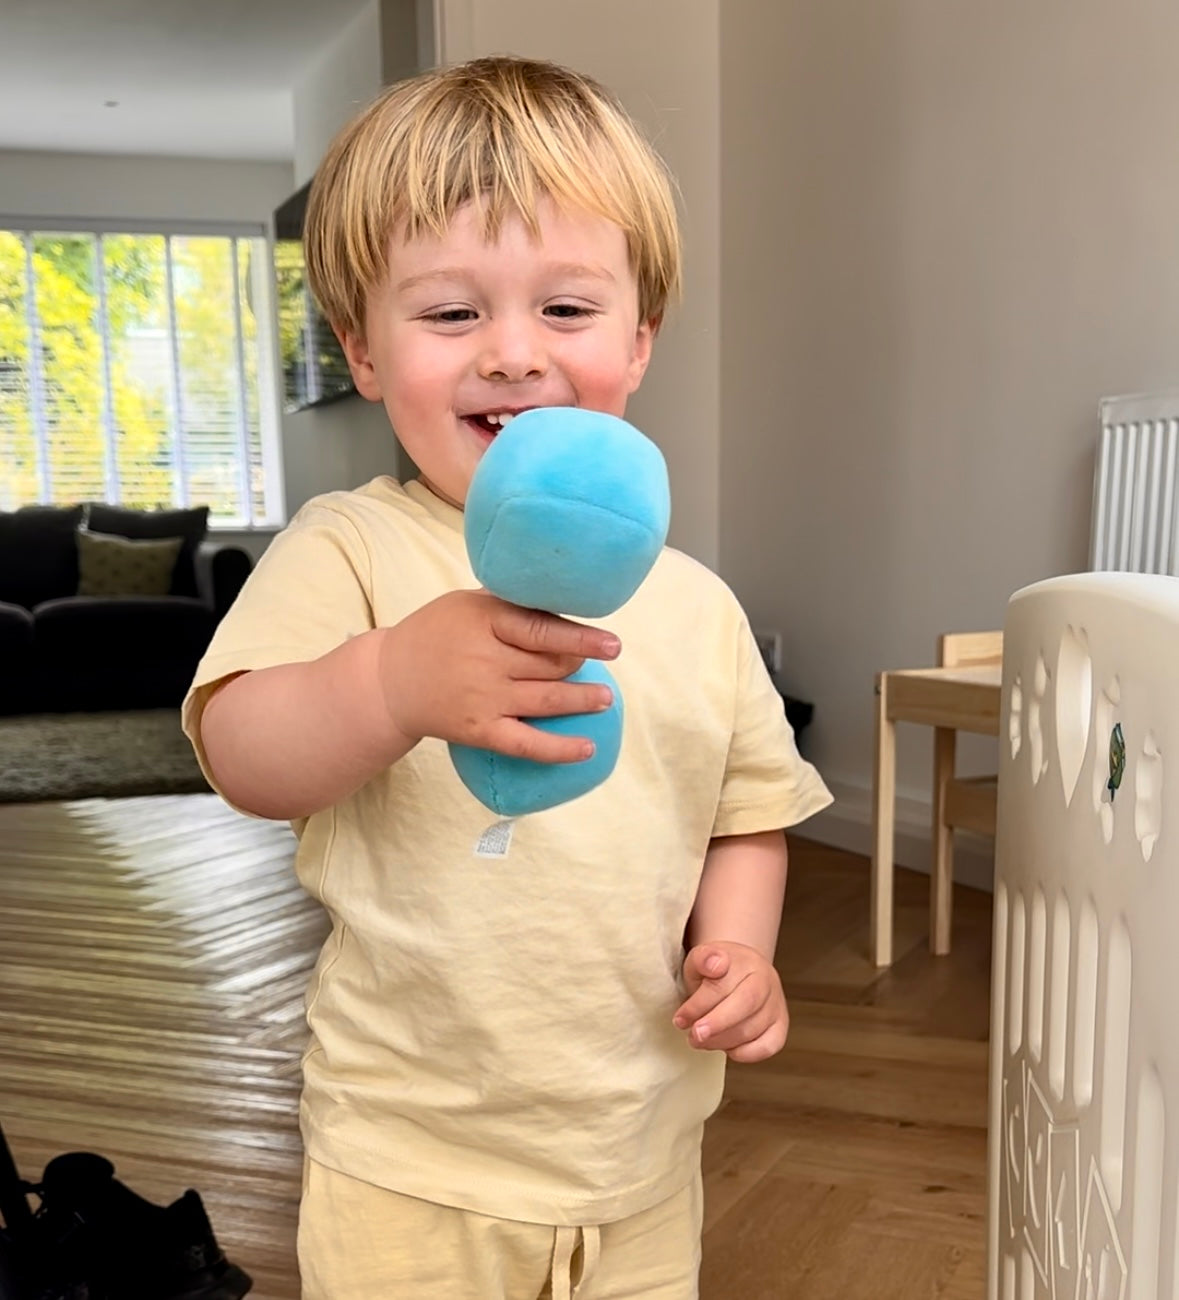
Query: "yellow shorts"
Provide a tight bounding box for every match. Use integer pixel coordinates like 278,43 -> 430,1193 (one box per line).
298,1156 -> 703,1300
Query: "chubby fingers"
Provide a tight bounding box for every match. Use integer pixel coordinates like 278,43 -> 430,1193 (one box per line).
673,951 -> 731,1025
673,943 -> 790,1062
491,603 -> 622,669
681,945 -> 731,988
469,677 -> 616,765
702,984 -> 788,1056
508,677 -> 615,720
724,1017 -> 790,1064
675,973 -> 765,1046
672,982 -> 727,1038
478,714 -> 603,766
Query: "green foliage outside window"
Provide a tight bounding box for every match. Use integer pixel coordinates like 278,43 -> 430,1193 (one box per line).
0,228 -> 277,525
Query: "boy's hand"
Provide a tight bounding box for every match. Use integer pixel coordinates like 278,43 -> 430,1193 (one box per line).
377,589 -> 620,764
673,941 -> 789,1064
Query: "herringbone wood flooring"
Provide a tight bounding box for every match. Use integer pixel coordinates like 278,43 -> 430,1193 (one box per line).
0,795 -> 991,1299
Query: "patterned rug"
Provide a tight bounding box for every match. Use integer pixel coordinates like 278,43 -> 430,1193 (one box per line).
0,709 -> 211,803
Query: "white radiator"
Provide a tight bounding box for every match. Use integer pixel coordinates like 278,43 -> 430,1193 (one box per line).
1091,392 -> 1179,575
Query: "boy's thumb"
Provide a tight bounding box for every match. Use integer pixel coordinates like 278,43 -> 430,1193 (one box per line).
688,945 -> 728,981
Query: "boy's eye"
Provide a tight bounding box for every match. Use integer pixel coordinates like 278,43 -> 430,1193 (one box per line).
423,308 -> 477,324
544,303 -> 595,320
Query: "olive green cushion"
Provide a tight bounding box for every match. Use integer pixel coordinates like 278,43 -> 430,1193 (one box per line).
76,528 -> 185,597
85,503 -> 209,598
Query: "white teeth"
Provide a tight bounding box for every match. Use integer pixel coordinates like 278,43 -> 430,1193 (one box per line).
469,411 -> 521,428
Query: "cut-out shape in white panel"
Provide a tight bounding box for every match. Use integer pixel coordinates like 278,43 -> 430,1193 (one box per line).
994,877 -> 1010,1053
1027,889 -> 1046,1063
1100,919 -> 1132,1214
1010,674 -> 1024,760
1005,1058 -> 1029,1239
1134,732 -> 1163,863
1002,1253 -> 1015,1300
1092,678 -> 1121,845
1047,893 -> 1070,1103
1050,1125 -> 1081,1298
1079,1159 -> 1127,1300
1019,1244 -> 1035,1300
1023,1075 -> 1053,1281
1029,653 -> 1049,784
1056,625 -> 1092,807
1019,1245 -> 1035,1300
1073,899 -> 1100,1111
1009,891 -> 1027,1054
1128,1068 -> 1164,1300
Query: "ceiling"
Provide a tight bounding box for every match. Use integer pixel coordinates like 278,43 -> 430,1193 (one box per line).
0,0 -> 374,161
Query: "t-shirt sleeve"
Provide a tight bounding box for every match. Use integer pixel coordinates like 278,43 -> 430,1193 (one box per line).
711,616 -> 833,838
181,500 -> 376,780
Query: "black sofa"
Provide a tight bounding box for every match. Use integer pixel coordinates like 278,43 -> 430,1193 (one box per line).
0,503 -> 253,716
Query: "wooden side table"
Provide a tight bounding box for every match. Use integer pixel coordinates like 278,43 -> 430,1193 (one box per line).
871,639 -> 1002,967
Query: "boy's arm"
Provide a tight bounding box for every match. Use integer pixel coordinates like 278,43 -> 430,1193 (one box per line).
200,626 -> 412,821
674,829 -> 790,1064
199,589 -> 620,821
685,828 -> 788,961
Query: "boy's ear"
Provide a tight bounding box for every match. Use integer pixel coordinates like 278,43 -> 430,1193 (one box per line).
626,318 -> 656,394
338,328 -> 383,401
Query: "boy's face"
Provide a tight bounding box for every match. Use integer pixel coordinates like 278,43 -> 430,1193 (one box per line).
340,198 -> 654,509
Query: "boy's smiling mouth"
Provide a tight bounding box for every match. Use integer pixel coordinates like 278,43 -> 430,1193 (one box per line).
463,407 -> 535,437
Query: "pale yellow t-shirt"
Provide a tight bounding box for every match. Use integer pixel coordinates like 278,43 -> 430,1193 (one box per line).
183,476 -> 831,1227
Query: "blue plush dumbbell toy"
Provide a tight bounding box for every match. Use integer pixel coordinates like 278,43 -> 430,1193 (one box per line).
448,407 -> 670,817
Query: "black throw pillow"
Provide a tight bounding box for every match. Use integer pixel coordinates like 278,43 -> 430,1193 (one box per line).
0,505 -> 86,608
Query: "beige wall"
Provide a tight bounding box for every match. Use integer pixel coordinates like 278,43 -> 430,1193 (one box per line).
293,3 -> 384,190
436,0 -> 723,567
719,0 -> 1179,865
284,0 -> 429,515
285,0 -> 390,516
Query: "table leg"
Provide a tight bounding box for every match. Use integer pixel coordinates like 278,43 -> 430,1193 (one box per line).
870,672 -> 896,966
931,726 -> 955,955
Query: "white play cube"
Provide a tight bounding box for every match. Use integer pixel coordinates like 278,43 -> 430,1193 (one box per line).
988,572 -> 1179,1300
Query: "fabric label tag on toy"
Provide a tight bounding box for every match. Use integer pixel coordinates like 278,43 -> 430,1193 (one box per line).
475,820 -> 516,859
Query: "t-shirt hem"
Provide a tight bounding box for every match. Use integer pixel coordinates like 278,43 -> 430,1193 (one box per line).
301,1124 -> 703,1228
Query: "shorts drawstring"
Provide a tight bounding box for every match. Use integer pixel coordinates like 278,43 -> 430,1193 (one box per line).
550,1223 -> 602,1300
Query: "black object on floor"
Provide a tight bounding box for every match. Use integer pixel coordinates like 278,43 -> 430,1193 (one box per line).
0,1124 -> 251,1300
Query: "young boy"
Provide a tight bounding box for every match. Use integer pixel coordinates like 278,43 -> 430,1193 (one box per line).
184,55 -> 831,1299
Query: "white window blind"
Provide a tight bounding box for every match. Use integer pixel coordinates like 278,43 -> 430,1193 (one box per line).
0,222 -> 283,527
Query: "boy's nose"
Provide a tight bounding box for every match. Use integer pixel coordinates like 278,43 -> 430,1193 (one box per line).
477,318 -> 547,383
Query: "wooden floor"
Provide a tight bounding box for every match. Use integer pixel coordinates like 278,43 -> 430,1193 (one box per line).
0,795 -> 994,1299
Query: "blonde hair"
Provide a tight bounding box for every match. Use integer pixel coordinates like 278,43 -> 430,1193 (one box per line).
304,55 -> 682,340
